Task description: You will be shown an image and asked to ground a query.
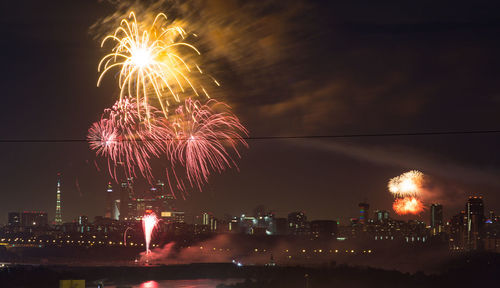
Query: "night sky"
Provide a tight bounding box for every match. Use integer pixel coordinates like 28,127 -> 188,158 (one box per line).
1,0 -> 500,225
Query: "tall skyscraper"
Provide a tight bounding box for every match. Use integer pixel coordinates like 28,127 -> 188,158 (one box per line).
105,182 -> 113,218
358,202 -> 369,225
54,173 -> 63,224
119,178 -> 134,220
466,196 -> 484,250
430,204 -> 443,235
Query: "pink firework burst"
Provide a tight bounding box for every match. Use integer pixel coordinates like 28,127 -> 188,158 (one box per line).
87,98 -> 174,181
169,98 -> 248,190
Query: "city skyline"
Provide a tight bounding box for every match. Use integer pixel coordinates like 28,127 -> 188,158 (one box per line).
2,1 -> 500,232
3,172 -> 498,228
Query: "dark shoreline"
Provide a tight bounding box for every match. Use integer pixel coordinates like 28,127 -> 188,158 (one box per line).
1,252 -> 498,288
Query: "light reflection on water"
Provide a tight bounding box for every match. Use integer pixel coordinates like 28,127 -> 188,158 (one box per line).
107,279 -> 242,288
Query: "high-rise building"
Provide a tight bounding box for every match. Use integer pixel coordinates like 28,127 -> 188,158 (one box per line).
78,215 -> 89,233
8,212 -> 21,227
430,204 -> 443,235
202,212 -> 217,231
466,196 -> 484,250
155,180 -> 175,212
358,202 -> 369,225
105,182 -> 113,218
449,211 -> 466,250
54,173 -> 63,224
21,211 -> 48,227
160,211 -> 185,223
310,220 -> 337,239
119,178 -> 134,220
288,211 -> 308,235
8,211 -> 47,231
374,210 -> 389,223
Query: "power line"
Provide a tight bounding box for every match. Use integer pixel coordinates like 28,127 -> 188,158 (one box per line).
1,129 -> 500,143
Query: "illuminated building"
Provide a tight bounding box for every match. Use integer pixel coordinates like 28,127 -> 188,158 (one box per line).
54,173 -> 63,224
449,211 -> 466,250
202,212 -> 217,231
160,211 -> 185,223
430,204 -> 443,235
78,215 -> 89,233
228,217 -> 239,232
288,211 -> 308,235
310,220 -> 337,239
8,212 -> 20,227
105,182 -> 113,218
466,196 -> 484,250
8,211 -> 47,229
21,211 -> 49,231
155,180 -> 175,212
374,210 -> 389,223
78,215 -> 88,226
358,202 -> 369,225
119,178 -> 134,220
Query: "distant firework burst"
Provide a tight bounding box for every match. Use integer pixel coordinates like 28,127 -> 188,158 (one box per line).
142,213 -> 159,254
169,98 -> 248,190
97,11 -> 204,120
388,170 -> 424,198
392,197 -> 424,215
87,98 -> 173,181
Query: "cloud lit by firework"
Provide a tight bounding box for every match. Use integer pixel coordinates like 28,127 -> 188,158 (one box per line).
392,197 -> 424,215
388,170 -> 424,198
87,98 -> 174,181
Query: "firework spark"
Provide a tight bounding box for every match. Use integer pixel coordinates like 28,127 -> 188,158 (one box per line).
388,170 -> 424,198
142,213 -> 159,254
169,98 -> 248,190
97,12 -> 202,119
87,98 -> 174,181
392,197 -> 424,215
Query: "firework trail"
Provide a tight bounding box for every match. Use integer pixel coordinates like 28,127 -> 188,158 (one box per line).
392,197 -> 424,215
168,98 -> 248,190
97,11 -> 203,120
142,213 -> 159,254
87,98 -> 174,181
388,170 -> 424,198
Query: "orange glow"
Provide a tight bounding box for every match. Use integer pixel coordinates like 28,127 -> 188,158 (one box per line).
140,281 -> 159,288
392,197 -> 424,215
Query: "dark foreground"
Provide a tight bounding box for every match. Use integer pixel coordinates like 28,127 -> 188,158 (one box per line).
0,253 -> 498,288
